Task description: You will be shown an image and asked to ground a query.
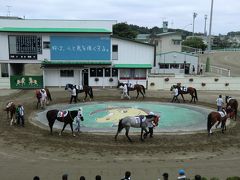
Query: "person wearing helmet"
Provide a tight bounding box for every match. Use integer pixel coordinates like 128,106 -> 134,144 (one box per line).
177,169 -> 187,180
144,112 -> 155,138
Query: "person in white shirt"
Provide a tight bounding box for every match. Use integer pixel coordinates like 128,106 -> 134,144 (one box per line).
216,94 -> 224,111
40,89 -> 47,108
17,104 -> 24,127
75,108 -> 84,133
121,84 -> 130,100
171,87 -> 180,103
70,86 -> 77,104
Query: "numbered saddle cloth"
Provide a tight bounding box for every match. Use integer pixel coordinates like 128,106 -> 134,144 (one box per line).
180,86 -> 187,92
76,85 -> 83,90
57,111 -> 68,118
218,111 -> 226,118
6,102 -> 13,108
134,115 -> 146,125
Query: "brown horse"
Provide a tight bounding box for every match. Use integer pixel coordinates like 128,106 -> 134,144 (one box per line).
170,85 -> 198,103
4,102 -> 16,125
65,84 -> 93,101
35,88 -> 52,109
46,109 -> 83,136
117,82 -> 145,99
207,108 -> 233,135
225,96 -> 238,120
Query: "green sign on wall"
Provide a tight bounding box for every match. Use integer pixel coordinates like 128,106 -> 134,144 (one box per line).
10,76 -> 43,89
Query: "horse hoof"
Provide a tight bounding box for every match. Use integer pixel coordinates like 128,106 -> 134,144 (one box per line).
73,134 -> 76,137
59,133 -> 62,136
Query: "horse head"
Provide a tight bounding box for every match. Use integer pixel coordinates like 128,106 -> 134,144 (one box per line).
117,82 -> 124,88
146,114 -> 159,127
170,85 -> 177,91
65,84 -> 73,90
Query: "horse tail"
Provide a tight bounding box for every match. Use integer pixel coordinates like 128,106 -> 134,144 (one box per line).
207,113 -> 212,134
46,88 -> 52,101
194,88 -> 198,101
141,85 -> 146,94
89,87 -> 94,99
117,119 -> 124,133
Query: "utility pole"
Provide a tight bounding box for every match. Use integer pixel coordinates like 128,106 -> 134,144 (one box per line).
208,0 -> 214,52
192,12 -> 197,36
6,5 -> 12,16
204,15 -> 208,36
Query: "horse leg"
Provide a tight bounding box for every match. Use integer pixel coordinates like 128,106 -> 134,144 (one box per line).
181,93 -> 185,102
140,90 -> 144,99
59,123 -> 68,136
69,123 -> 76,137
190,94 -> 193,103
215,121 -> 221,128
48,120 -> 55,135
125,127 -> 132,142
84,92 -> 87,101
136,91 -> 139,99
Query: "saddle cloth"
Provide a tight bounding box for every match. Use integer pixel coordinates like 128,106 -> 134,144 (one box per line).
227,97 -> 234,104
6,102 -> 13,108
218,111 -> 226,118
76,85 -> 83,90
180,86 -> 187,92
134,116 -> 146,124
57,111 -> 68,118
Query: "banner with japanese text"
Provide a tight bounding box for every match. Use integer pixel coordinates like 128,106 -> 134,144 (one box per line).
50,36 -> 111,60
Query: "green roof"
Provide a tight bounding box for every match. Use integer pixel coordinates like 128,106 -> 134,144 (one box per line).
42,61 -> 111,65
0,27 -> 111,33
114,64 -> 152,69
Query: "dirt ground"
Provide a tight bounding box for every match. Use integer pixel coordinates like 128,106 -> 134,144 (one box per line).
1,88 -> 240,180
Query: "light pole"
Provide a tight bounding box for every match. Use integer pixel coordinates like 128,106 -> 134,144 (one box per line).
204,15 -> 208,36
182,23 -> 192,30
192,12 -> 198,36
208,0 -> 214,52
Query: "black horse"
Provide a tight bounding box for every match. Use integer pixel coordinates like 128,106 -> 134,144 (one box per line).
117,82 -> 145,99
46,109 -> 83,136
225,96 -> 238,120
170,84 -> 198,103
65,84 -> 93,101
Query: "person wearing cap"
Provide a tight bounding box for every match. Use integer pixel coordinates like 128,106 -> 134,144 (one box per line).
75,108 -> 84,133
16,104 -> 25,127
70,85 -> 77,104
144,112 -> 155,138
177,169 -> 186,180
161,172 -> 169,180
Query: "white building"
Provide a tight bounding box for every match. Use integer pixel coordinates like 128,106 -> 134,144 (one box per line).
0,18 -> 154,89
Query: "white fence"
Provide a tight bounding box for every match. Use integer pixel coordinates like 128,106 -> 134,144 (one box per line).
148,75 -> 240,91
201,64 -> 230,77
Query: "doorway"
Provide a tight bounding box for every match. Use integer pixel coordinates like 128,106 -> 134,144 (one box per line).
82,69 -> 89,86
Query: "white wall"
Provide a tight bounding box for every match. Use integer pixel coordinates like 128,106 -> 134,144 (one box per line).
156,34 -> 182,53
111,38 -> 154,66
148,75 -> 240,90
0,33 -> 9,60
0,77 -> 10,88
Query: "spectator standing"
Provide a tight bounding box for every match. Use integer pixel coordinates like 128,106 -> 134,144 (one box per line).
96,175 -> 101,180
216,94 -> 224,111
33,176 -> 40,180
192,65 -> 195,75
16,104 -> 24,127
80,176 -> 86,180
199,65 -> 203,75
62,174 -> 68,180
121,84 -> 131,100
177,169 -> 186,180
121,171 -> 131,180
70,85 -> 77,104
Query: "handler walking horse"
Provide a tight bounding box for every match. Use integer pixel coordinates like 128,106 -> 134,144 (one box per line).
36,88 -> 52,109
46,109 -> 84,136
170,84 -> 198,103
207,108 -> 233,136
115,114 -> 159,142
4,102 -> 16,125
65,84 -> 93,101
225,96 -> 238,120
117,82 -> 146,99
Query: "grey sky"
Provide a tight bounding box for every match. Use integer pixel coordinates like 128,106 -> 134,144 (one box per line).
1,0 -> 239,35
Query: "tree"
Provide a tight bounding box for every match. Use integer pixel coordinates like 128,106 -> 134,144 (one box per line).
113,23 -> 138,39
182,37 -> 207,51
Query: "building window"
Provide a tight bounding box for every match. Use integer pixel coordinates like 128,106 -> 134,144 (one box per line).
96,68 -> 103,77
170,64 -> 179,69
173,40 -> 181,45
90,68 -> 97,77
60,70 -> 74,77
105,68 -> 111,77
159,63 -> 169,69
43,41 -> 51,49
112,68 -> 118,77
1,63 -> 9,77
112,45 -> 118,60
134,69 -> 146,79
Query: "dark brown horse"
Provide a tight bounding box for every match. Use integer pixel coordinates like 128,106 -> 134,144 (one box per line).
65,84 -> 93,101
225,96 -> 238,120
4,102 -> 16,125
117,82 -> 145,99
170,84 -> 198,103
207,108 -> 233,136
46,109 -> 83,136
35,88 -> 52,109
